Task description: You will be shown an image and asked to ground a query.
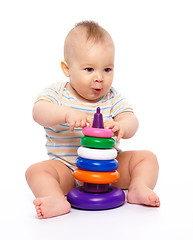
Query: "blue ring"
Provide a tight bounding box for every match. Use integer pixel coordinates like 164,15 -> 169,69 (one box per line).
76,157 -> 118,172
67,186 -> 125,210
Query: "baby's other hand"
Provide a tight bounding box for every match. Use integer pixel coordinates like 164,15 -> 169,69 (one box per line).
104,120 -> 123,142
65,108 -> 92,131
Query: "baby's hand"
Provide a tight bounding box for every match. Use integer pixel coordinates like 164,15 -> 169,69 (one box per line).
104,120 -> 123,142
65,108 -> 92,131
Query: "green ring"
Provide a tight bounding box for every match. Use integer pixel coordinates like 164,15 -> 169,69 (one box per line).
80,136 -> 115,149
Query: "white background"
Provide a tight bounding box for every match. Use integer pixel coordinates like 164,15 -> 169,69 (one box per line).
0,0 -> 193,239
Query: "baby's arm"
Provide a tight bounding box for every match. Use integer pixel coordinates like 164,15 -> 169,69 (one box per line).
104,112 -> 139,141
33,100 -> 92,131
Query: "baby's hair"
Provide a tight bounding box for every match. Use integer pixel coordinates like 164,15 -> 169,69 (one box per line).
63,21 -> 113,62
74,20 -> 105,42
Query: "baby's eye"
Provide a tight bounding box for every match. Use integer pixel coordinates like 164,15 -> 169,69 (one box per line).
85,68 -> 94,72
104,68 -> 112,72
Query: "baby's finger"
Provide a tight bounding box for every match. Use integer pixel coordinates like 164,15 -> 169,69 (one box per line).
86,116 -> 93,127
81,119 -> 86,128
116,135 -> 121,142
111,125 -> 120,133
104,121 -> 115,129
75,120 -> 81,128
70,123 -> 75,132
116,130 -> 123,142
69,119 -> 77,131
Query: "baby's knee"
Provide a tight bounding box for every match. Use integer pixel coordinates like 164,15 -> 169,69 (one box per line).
25,161 -> 60,183
143,150 -> 157,159
25,163 -> 39,182
143,150 -> 159,168
25,162 -> 47,182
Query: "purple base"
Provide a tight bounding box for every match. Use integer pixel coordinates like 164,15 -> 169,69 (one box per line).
67,186 -> 125,210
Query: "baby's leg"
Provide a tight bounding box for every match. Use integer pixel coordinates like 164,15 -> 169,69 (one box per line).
25,160 -> 76,218
112,150 -> 160,207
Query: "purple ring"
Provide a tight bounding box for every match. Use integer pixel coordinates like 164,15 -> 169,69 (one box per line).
67,186 -> 125,210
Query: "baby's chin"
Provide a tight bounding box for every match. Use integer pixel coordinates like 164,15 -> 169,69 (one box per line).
82,97 -> 101,103
79,93 -> 103,103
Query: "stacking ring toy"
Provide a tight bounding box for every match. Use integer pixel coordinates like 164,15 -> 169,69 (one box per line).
76,157 -> 118,172
83,126 -> 114,138
67,107 -> 125,211
67,186 -> 125,210
80,136 -> 115,149
73,169 -> 120,184
78,146 -> 117,160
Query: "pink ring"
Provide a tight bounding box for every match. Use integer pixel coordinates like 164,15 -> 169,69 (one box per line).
83,127 -> 114,138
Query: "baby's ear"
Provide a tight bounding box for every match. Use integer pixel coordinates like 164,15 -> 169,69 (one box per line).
61,61 -> 70,77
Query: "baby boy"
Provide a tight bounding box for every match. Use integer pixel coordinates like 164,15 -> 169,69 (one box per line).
25,21 -> 160,219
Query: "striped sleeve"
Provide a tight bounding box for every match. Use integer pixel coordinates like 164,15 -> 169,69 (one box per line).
35,82 -> 65,104
110,87 -> 134,118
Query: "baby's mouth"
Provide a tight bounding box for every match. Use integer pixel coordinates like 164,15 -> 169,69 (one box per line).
92,88 -> 102,94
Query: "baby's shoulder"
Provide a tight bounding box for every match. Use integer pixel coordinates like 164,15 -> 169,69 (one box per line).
106,86 -> 122,102
108,86 -> 119,97
48,82 -> 66,92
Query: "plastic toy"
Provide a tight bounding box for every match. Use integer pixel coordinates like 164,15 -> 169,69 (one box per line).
67,186 -> 125,210
78,146 -> 117,160
76,157 -> 118,172
73,169 -> 120,184
83,183 -> 110,193
83,126 -> 114,138
67,107 -> 125,210
80,136 -> 115,149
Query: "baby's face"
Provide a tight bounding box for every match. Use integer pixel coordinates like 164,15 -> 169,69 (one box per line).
66,38 -> 115,102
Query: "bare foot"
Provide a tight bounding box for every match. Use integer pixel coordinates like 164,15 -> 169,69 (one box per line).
33,196 -> 71,219
127,183 -> 160,207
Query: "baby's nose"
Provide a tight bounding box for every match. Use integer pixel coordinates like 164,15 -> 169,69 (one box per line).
94,71 -> 103,82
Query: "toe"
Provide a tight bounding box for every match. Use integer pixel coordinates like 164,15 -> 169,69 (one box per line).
149,194 -> 160,207
33,198 -> 42,206
155,198 -> 161,207
36,208 -> 41,214
35,205 -> 40,210
36,207 -> 43,219
37,213 -> 43,219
